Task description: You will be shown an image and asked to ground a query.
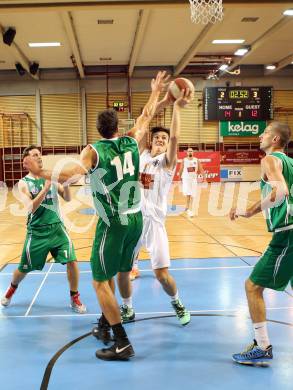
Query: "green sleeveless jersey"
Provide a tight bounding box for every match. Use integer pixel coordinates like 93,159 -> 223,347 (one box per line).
22,176 -> 62,228
260,152 -> 293,232
89,136 -> 140,219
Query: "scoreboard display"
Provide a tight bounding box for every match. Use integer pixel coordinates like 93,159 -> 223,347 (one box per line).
204,87 -> 273,121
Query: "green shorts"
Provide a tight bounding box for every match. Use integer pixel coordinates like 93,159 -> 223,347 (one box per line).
90,211 -> 143,282
19,223 -> 76,273
250,228 -> 293,291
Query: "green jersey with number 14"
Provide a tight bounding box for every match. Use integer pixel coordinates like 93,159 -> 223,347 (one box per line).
89,136 -> 140,217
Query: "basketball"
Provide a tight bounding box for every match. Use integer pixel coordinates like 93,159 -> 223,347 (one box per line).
168,77 -> 195,101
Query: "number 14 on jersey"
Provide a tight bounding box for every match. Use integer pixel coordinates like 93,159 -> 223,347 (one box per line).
110,151 -> 135,180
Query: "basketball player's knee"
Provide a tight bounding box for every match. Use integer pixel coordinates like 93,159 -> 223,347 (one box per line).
155,271 -> 169,285
93,280 -> 107,292
245,278 -> 263,295
66,261 -> 76,270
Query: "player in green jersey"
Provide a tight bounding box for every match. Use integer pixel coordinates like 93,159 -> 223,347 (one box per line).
23,71 -> 170,361
229,121 -> 292,365
1,145 -> 86,314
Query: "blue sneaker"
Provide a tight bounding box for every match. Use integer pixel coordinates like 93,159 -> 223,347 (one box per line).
232,340 -> 273,366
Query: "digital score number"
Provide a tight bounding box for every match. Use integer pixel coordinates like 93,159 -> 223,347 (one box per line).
204,87 -> 273,121
113,101 -> 127,112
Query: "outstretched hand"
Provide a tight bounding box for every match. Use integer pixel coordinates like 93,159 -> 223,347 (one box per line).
151,71 -> 170,94
174,88 -> 194,108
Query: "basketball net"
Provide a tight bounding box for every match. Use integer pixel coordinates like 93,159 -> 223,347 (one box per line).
189,0 -> 223,24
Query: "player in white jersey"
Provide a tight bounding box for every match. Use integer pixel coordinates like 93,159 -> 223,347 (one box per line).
179,148 -> 205,216
118,89 -> 192,326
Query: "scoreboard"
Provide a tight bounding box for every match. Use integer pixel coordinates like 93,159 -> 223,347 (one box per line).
204,87 -> 273,121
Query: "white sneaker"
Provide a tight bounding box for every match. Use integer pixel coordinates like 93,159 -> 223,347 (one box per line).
1,285 -> 17,307
1,296 -> 11,306
187,210 -> 194,217
70,293 -> 87,314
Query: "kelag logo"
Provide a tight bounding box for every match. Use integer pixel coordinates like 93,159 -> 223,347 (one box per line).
228,122 -> 259,135
220,121 -> 266,137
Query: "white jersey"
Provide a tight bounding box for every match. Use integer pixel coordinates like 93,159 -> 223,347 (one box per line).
182,157 -> 198,180
139,150 -> 175,223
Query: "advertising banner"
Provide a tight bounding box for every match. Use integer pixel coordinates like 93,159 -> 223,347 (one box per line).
221,151 -> 263,164
220,121 -> 266,136
221,167 -> 243,181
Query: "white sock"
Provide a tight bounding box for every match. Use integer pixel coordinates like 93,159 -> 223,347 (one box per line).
253,322 -> 270,350
122,297 -> 133,308
170,291 -> 179,302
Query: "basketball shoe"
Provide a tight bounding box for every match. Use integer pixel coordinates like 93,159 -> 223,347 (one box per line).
96,341 -> 135,361
70,293 -> 87,314
232,340 -> 273,366
120,304 -> 135,323
1,284 -> 17,306
92,318 -> 113,345
171,299 -> 190,326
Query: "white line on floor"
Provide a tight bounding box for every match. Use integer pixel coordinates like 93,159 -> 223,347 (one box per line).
0,265 -> 253,276
1,306 -> 292,319
24,263 -> 54,317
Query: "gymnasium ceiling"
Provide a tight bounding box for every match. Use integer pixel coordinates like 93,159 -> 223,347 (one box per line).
0,0 -> 293,80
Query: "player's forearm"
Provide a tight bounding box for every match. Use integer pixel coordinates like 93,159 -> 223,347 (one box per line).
31,188 -> 50,213
246,188 -> 287,217
169,104 -> 181,139
246,200 -> 262,217
40,167 -> 84,184
154,97 -> 169,116
61,184 -> 71,201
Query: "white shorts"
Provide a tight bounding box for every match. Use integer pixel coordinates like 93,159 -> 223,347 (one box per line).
135,216 -> 170,269
182,178 -> 197,196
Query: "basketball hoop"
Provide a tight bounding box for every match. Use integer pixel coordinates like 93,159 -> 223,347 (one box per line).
189,0 -> 223,24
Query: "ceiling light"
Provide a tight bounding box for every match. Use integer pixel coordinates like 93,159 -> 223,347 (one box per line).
212,39 -> 245,44
28,42 -> 61,47
266,65 -> 276,70
234,48 -> 249,56
283,9 -> 293,16
219,64 -> 229,71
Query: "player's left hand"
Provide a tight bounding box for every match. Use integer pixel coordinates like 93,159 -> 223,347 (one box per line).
229,208 -> 239,221
230,208 -> 251,220
151,71 -> 170,93
23,156 -> 41,175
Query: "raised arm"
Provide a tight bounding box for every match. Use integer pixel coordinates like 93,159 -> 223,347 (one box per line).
128,71 -> 170,149
165,89 -> 193,169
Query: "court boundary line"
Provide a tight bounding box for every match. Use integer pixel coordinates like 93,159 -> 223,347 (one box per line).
1,306 -> 293,319
0,265 -> 254,276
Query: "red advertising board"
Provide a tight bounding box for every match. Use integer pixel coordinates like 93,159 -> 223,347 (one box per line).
175,151 -> 221,182
221,151 -> 264,164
